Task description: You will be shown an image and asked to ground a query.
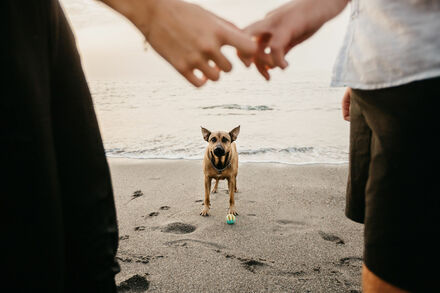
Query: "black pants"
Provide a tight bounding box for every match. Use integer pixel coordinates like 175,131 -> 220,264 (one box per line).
347,78 -> 439,292
1,1 -> 119,292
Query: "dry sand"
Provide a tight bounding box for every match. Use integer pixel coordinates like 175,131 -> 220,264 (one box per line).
109,158 -> 363,293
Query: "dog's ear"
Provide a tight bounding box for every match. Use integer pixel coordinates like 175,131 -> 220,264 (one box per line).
229,125 -> 240,142
201,127 -> 211,142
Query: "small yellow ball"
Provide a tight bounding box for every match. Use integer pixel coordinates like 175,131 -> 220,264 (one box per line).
226,214 -> 236,225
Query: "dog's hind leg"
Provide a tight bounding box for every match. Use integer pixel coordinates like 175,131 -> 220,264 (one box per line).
212,178 -> 219,193
201,176 -> 211,216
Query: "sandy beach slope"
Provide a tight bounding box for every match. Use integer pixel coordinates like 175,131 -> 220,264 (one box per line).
109,158 -> 363,292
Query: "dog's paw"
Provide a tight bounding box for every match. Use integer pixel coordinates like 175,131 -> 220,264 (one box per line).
200,206 -> 210,216
228,206 -> 238,216
211,188 -> 217,193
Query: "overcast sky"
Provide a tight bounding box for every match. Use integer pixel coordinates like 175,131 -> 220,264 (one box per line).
59,0 -> 350,81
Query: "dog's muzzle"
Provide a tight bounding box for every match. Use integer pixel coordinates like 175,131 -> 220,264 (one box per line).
213,146 -> 225,157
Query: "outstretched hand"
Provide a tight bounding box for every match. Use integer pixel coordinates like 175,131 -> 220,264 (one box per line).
102,0 -> 257,87
239,0 -> 348,80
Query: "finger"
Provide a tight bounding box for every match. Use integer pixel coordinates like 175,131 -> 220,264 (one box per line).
236,50 -> 252,67
255,61 -> 270,81
272,50 -> 288,69
267,32 -> 290,69
209,51 -> 233,72
182,69 -> 208,88
342,88 -> 351,121
270,44 -> 288,69
220,23 -> 257,58
197,61 -> 221,81
243,20 -> 267,38
256,46 -> 275,70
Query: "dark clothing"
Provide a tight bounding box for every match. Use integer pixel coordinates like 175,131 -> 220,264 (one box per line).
2,1 -> 119,292
347,77 -> 440,292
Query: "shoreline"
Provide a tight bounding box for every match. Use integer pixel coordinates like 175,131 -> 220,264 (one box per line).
109,158 -> 363,292
107,156 -> 349,167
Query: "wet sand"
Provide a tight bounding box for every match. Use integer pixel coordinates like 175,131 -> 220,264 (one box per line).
109,158 -> 363,292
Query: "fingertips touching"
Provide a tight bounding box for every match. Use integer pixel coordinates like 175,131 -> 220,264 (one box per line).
258,46 -> 275,69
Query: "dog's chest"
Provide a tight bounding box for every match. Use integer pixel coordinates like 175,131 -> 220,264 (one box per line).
208,168 -> 229,179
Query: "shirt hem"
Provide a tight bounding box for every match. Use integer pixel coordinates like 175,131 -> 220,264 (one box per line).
330,70 -> 440,90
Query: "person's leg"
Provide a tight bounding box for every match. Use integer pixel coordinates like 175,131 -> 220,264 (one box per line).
49,1 -> 120,291
351,77 -> 439,292
362,264 -> 408,293
345,86 -> 371,224
2,1 -> 66,290
2,1 -> 119,291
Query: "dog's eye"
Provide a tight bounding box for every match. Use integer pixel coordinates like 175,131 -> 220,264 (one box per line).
222,137 -> 228,143
211,137 -> 217,143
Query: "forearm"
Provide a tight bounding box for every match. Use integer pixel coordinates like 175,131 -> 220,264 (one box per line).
321,0 -> 350,22
271,0 -> 349,28
98,0 -> 159,35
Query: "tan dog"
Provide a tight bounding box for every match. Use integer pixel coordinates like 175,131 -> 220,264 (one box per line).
200,126 -> 240,216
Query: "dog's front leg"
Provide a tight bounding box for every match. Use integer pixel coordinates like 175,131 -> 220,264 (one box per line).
227,177 -> 238,215
212,178 -> 219,193
200,176 -> 211,216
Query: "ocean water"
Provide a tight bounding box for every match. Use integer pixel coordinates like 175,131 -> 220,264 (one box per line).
90,70 -> 349,165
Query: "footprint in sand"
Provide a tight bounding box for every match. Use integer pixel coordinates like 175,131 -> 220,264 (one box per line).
116,256 -> 132,263
273,219 -> 307,234
148,212 -> 159,217
165,239 -> 225,249
223,253 -> 268,273
318,231 -> 345,245
159,206 -> 170,210
117,274 -> 149,292
119,235 -> 129,241
160,222 -> 196,234
338,256 -> 363,267
276,219 -> 305,226
240,259 -> 267,273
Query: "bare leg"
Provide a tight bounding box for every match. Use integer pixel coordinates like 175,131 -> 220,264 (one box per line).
227,177 -> 238,215
362,264 -> 408,293
200,176 -> 211,216
212,178 -> 219,193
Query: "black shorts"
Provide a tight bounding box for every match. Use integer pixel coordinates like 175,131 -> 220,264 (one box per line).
346,77 -> 440,291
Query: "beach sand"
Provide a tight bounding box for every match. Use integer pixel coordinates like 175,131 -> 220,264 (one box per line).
109,158 -> 363,292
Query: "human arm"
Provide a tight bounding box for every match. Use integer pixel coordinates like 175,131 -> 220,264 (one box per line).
240,0 -> 349,80
100,0 -> 257,87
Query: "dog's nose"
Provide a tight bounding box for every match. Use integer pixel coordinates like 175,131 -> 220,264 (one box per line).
214,146 -> 225,157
